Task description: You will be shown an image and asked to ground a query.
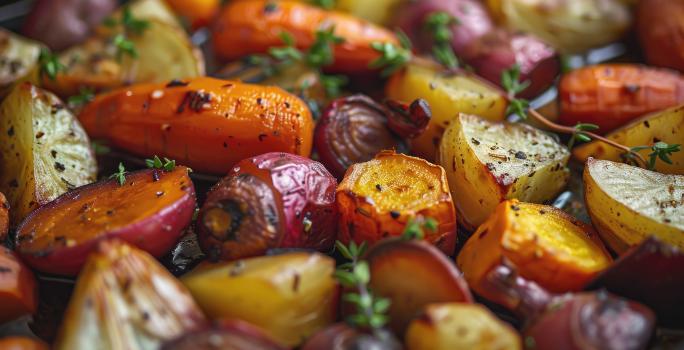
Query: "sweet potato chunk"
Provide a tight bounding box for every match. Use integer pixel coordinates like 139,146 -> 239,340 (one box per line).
337,150 -> 457,253
0,246 -> 37,323
457,200 -> 612,295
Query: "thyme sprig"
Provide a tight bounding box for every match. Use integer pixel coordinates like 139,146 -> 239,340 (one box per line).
369,31 -> 413,77
424,11 -> 460,69
401,216 -> 437,240
38,48 -> 65,81
567,123 -> 600,149
67,87 -> 95,108
103,7 -> 149,61
109,162 -> 127,186
629,142 -> 681,170
145,155 -> 176,171
334,240 -> 391,332
501,64 -> 530,119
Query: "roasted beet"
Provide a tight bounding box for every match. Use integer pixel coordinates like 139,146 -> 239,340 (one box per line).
198,152 -> 338,261
587,237 -> 684,327
314,95 -> 430,179
162,320 -> 285,350
301,324 -> 401,350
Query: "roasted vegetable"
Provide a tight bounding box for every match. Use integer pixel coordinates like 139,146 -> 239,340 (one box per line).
486,0 -> 632,54
0,29 -> 41,96
198,152 -> 337,261
0,192 -> 8,242
301,323 -> 401,350
457,200 -> 612,295
438,114 -> 570,230
0,83 -> 96,225
161,320 -> 285,350
15,166 -> 196,276
0,337 -> 48,350
42,0 -> 203,97
385,63 -> 507,160
212,0 -> 398,74
405,303 -> 521,350
337,151 -> 457,253
78,77 -> 314,174
314,95 -> 430,179
365,239 -> 473,335
637,0 -> 684,71
182,252 -> 338,347
22,0 -> 117,51
587,237 -> 684,327
165,0 -> 220,29
54,240 -> 208,350
573,104 -> 684,175
559,64 -> 684,133
584,158 -> 684,253
335,0 -> 404,25
0,246 -> 37,324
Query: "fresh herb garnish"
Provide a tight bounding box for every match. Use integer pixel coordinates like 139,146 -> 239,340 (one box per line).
91,141 -> 111,155
401,216 -> 438,240
501,64 -> 530,119
120,7 -> 150,35
629,142 -> 681,170
68,87 -> 95,108
567,123 -> 600,149
319,74 -> 348,98
424,11 -> 460,69
103,7 -> 149,61
306,26 -> 345,68
110,162 -> 127,186
369,31 -> 413,77
310,0 -> 335,9
145,155 -> 176,171
38,48 -> 65,81
113,34 -> 138,60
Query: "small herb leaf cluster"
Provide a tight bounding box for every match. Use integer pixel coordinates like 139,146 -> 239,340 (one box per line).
369,32 -> 413,77
145,155 -> 176,171
103,7 -> 150,61
567,123 -> 600,149
629,142 -> 681,170
424,11 -> 460,69
501,64 -> 530,119
38,48 -> 65,81
109,162 -> 127,186
401,216 -> 437,240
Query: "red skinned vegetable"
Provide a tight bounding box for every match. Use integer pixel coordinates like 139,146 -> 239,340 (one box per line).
198,152 -> 338,261
301,323 -> 401,350
314,95 -> 430,179
0,246 -> 37,324
162,319 -> 286,350
637,0 -> 684,72
15,167 -> 196,276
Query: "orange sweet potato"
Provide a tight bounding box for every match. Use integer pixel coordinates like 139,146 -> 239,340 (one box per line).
0,337 -> 48,350
457,200 -> 612,296
78,77 -> 313,174
0,246 -> 37,323
212,0 -> 398,74
336,150 -> 457,254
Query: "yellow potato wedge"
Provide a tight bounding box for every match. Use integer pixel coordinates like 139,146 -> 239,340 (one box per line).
574,105 -> 684,175
405,303 -> 522,350
438,114 -> 570,230
457,200 -> 612,296
0,29 -> 41,97
0,83 -> 96,225
385,63 -> 507,161
181,252 -> 338,347
584,158 -> 684,253
486,0 -> 632,54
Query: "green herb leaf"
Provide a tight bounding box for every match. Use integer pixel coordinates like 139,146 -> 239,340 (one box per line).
401,216 -> 438,240
113,34 -> 138,60
501,64 -> 532,120
68,87 -> 95,107
369,40 -> 412,77
424,11 -> 460,69
306,26 -> 344,68
567,123 -> 599,149
91,141 -> 111,155
335,240 -> 354,260
630,142 -> 681,170
319,74 -> 348,98
353,261 -> 370,285
109,162 -> 127,186
121,7 -> 150,36
145,155 -> 176,171
38,48 -> 65,81
310,0 -> 335,9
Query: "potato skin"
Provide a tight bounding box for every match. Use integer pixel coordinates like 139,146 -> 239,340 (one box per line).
385,63 -> 507,160
573,104 -> 684,175
336,150 -> 457,254
405,303 -> 521,350
0,246 -> 37,324
78,77 -> 313,174
457,200 -> 612,295
15,167 -> 196,276
559,64 -> 684,133
198,152 -> 338,261
637,0 -> 684,71
181,252 -> 339,347
212,0 -> 398,74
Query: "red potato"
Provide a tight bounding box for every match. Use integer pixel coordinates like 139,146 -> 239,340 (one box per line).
587,237 -> 684,327
365,239 -> 473,336
162,319 -> 286,350
637,0 -> 684,72
15,167 -> 196,276
301,323 -> 401,350
198,152 -> 338,261
22,0 -> 117,51
0,246 -> 37,324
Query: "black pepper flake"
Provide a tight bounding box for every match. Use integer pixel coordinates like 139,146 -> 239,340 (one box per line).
35,131 -> 45,139
643,121 -> 650,128
292,273 -> 301,292
485,162 -> 495,171
514,151 -> 527,160
375,184 -> 382,191
54,162 -> 65,172
471,137 -> 480,145
177,90 -> 212,113
50,150 -> 57,158
264,2 -> 278,13
539,210 -> 546,215
9,179 -> 18,188
152,171 -> 160,182
7,126 -> 13,136
258,133 -> 267,141
529,171 -> 536,177
166,79 -> 189,88
223,142 -> 228,148
106,210 -> 114,216
51,103 -> 64,114
390,211 -> 400,219
624,84 -> 641,93
156,191 -> 164,197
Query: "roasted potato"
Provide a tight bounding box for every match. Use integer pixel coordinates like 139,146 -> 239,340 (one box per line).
405,303 -> 521,350
0,192 -> 8,242
559,64 -> 684,133
212,0 -> 398,74
573,104 -> 684,175
0,83 -> 96,225
181,252 -> 338,347
584,158 -> 684,253
335,0 -> 404,25
385,63 -> 507,160
15,166 -> 196,276
365,239 -> 473,336
22,0 -> 117,51
43,0 -> 203,97
54,240 -> 208,350
486,0 -> 632,54
78,77 -> 314,174
0,246 -> 37,324
457,200 -> 612,295
337,151 -> 457,253
198,152 -> 338,261
161,320 -> 285,350
637,0 -> 684,72
0,29 -> 41,96
587,237 -> 684,327
0,337 -> 48,350
438,114 -> 570,230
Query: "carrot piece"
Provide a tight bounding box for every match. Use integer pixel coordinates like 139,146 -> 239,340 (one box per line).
0,192 -> 8,242
0,337 -> 48,350
0,247 -> 37,323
